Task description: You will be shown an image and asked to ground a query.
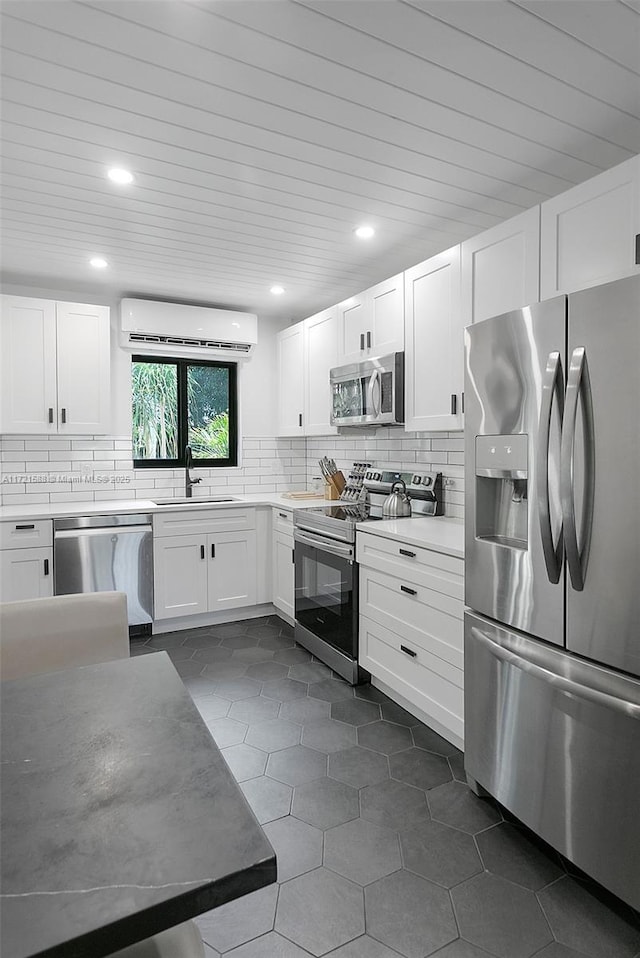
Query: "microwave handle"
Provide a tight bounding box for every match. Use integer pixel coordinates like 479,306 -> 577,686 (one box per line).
367,369 -> 381,417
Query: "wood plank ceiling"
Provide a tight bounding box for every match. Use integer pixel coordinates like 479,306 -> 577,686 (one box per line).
1,0 -> 639,321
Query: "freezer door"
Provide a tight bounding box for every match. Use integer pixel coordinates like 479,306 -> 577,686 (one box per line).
464,611 -> 640,911
565,274 -> 640,676
464,296 -> 566,644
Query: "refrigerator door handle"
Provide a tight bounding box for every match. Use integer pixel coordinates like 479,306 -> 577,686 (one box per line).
561,346 -> 595,592
537,350 -> 564,584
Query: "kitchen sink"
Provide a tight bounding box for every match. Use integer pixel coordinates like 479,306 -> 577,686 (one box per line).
152,497 -> 239,506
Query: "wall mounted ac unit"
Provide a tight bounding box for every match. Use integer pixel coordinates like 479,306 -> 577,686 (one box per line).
119,299 -> 258,359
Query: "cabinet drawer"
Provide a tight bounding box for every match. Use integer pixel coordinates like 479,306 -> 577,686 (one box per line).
153,507 -> 255,537
357,531 -> 464,600
359,565 -> 463,669
0,519 -> 52,550
359,614 -> 463,741
273,507 -> 294,536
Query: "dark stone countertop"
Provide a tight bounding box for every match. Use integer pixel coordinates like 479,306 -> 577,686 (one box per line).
0,652 -> 276,958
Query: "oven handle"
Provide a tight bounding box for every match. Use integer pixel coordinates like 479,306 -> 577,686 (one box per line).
294,528 -> 354,560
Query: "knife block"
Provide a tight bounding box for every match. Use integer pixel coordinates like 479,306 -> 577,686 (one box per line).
324,481 -> 341,500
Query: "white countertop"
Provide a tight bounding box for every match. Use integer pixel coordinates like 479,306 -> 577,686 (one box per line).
356,516 -> 464,559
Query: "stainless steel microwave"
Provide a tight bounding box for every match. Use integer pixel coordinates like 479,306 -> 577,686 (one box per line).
330,352 -> 404,427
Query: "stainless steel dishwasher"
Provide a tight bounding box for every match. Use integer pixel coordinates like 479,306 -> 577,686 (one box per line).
53,514 -> 154,628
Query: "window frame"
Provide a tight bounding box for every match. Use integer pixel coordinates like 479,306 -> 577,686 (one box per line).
132,354 -> 238,469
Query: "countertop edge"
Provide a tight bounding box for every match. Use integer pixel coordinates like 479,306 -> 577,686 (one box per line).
356,516 -> 465,559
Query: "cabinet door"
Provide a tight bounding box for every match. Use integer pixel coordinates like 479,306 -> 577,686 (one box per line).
272,530 -> 295,620
304,307 -> 338,435
461,207 -> 540,326
153,535 -> 208,619
276,324 -> 305,436
208,530 -> 257,611
337,291 -> 367,364
369,273 -> 404,356
56,302 -> 111,434
540,156 -> 640,299
0,297 -> 57,434
404,246 -> 463,431
0,548 -> 53,602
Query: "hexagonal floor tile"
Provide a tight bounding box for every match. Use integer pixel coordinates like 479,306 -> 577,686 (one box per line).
207,623 -> 249,639
224,931 -> 310,958
182,675 -> 218,697
228,696 -> 280,724
308,679 -> 355,702
325,936 -> 409,958
204,716 -> 247,748
452,872 -> 553,958
365,870 -> 457,958
262,678 -> 308,702
231,646 -> 275,664
389,746 -> 452,790
448,749 -> 466,783
292,777 -> 359,829
266,745 -> 327,786
331,698 -> 381,726
182,632 -> 224,649
221,634 -> 260,650
146,633 -> 187,650
428,780 -> 502,834
399,819 -> 483,888
537,876 -> 640,958
275,867 -> 364,956
288,662 -> 333,683
196,882 -> 277,953
354,684 -> 388,704
329,746 -> 390,789
324,818 -> 401,885
221,743 -> 267,782
245,661 -> 289,681
245,719 -> 301,752
262,815 -> 323,882
412,723 -> 460,756
426,943 -> 499,958
379,701 -> 418,726
201,662 -> 248,682
279,697 -> 331,725
360,779 -> 429,831
212,677 -> 263,700
166,646 -> 196,662
193,646 -> 234,663
246,623 -> 282,638
173,659 -> 205,678
273,647 -> 313,666
357,721 -> 413,755
193,695 -> 232,722
530,946 -> 592,958
475,822 -> 563,891
259,633 -> 296,651
302,718 -> 357,753
240,776 -> 292,824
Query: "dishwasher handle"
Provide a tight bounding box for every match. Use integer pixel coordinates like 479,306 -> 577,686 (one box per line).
54,525 -> 152,539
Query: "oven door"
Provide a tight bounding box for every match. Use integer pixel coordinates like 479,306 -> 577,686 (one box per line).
294,529 -> 358,659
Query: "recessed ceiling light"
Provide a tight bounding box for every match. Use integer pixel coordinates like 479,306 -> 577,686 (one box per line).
107,167 -> 134,185
270,285 -> 285,295
89,257 -> 108,269
354,225 -> 375,239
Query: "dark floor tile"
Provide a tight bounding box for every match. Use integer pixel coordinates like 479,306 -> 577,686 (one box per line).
211,677 -> 262,700
192,646 -> 234,663
380,701 -> 419,726
279,696 -> 331,725
259,633 -> 296,651
129,644 -> 155,656
245,660 -> 289,681
172,659 -> 205,678
262,815 -> 323,882
328,746 -> 390,789
412,724 -> 460,757
262,677 -> 308,702
196,882 -> 277,953
273,646 -> 313,666
240,775 -> 292,824
182,675 -> 218,697
221,634 -> 261,650
302,717 -> 357,753
182,632 -> 225,649
324,818 -> 401,885
451,872 -> 553,958
201,661 -> 248,682
221,743 -> 267,782
245,718 -> 301,752
389,746 -> 452,790
308,679 -> 355,702
531,945 -> 593,958
224,931 -> 310,957
331,698 -> 381,726
326,936 -> 406,958
360,779 -> 429,831
206,623 -> 249,639
428,780 -> 502,835
288,661 -> 333,683
231,646 -> 276,664
428,942 -> 498,958
165,646 -> 196,662
366,869 -> 457,958
146,633 -> 187,650
537,876 -> 640,958
266,744 -> 327,786
399,819 -> 483,888
275,867 -> 364,955
354,684 -> 389,704
292,776 -> 359,829
448,749 -> 467,783
357,720 -> 413,755
246,623 -> 282,638
476,822 -> 564,891
204,716 -> 247,748
228,695 -> 280,724
193,695 -> 232,722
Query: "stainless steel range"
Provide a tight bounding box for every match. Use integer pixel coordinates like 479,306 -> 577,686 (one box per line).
293,470 -> 442,683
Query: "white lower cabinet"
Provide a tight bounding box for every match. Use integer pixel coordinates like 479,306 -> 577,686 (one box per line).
0,547 -> 53,602
272,508 -> 295,622
357,530 -> 464,748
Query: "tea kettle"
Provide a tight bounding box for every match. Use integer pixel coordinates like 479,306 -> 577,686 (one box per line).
382,479 -> 412,518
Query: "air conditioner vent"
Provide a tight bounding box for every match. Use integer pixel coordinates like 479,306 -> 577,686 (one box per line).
128,332 -> 252,353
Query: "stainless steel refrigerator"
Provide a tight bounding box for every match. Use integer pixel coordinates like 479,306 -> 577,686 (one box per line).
464,274 -> 640,910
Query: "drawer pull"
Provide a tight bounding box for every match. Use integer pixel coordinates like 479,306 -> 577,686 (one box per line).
399,548 -> 415,558
200,545 -> 205,560
279,512 -> 288,519
400,644 -> 417,658
48,407 -> 54,424
400,585 -> 417,596
211,543 -> 216,559
61,407 -> 67,424
15,524 -> 35,530
43,558 -> 50,576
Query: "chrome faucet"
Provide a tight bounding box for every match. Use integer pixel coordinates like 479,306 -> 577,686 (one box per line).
185,445 -> 201,498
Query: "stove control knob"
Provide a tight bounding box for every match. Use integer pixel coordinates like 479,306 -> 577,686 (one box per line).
422,476 -> 432,487
411,474 -> 421,485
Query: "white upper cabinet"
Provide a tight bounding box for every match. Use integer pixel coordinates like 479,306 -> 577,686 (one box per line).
276,323 -> 305,436
0,296 -> 111,435
404,246 -> 463,432
540,155 -> 640,299
303,306 -> 338,436
337,273 -> 404,365
461,207 -> 540,326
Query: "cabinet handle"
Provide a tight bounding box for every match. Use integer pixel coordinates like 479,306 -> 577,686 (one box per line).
211,543 -> 216,559
450,394 -> 457,416
366,330 -> 371,349
15,524 -> 35,530
43,558 -> 49,576
399,548 -> 415,558
292,548 -> 295,564
61,407 -> 67,424
200,545 -> 205,560
298,413 -> 303,428
400,644 -> 417,658
360,333 -> 365,350
635,233 -> 640,266
400,584 -> 417,596
48,407 -> 54,424
461,391 -> 465,414
279,512 -> 288,519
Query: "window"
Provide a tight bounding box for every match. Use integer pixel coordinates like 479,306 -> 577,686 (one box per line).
132,356 -> 238,467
